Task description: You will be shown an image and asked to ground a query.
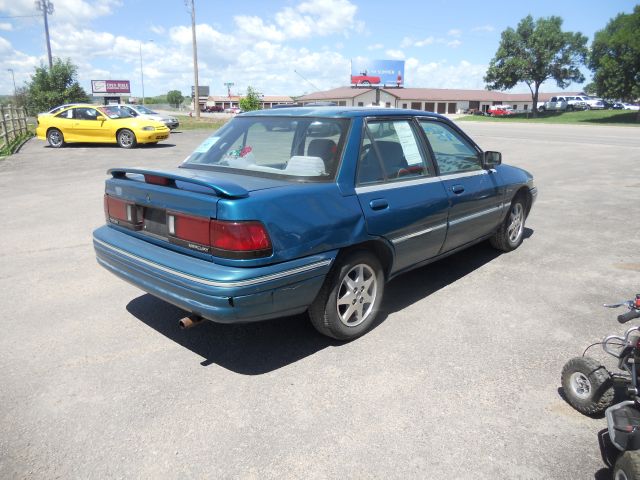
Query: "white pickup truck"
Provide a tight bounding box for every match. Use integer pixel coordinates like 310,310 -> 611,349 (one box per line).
537,96 -> 569,112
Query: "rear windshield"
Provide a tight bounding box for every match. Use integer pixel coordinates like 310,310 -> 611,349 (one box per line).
183,116 -> 350,181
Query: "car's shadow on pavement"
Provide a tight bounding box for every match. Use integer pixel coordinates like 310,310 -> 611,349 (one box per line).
126,229 -> 533,374
45,143 -> 176,149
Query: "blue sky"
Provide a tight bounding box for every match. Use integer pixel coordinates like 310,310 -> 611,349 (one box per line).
0,0 -> 637,98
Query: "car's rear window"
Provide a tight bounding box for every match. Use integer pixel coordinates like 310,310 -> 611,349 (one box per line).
184,116 -> 350,181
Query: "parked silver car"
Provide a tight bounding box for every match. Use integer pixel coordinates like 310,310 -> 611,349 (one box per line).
116,104 -> 179,129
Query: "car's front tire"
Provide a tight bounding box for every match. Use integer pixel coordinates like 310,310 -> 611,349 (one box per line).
117,129 -> 137,149
47,128 -> 64,148
309,250 -> 384,341
490,194 -> 527,252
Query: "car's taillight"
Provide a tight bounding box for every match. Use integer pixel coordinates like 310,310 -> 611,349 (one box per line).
167,212 -> 272,259
167,212 -> 211,253
104,194 -> 143,229
210,220 -> 272,258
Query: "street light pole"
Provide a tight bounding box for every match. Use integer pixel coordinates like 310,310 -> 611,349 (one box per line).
36,0 -> 54,69
7,69 -> 17,101
139,42 -> 145,105
186,0 -> 200,119
139,40 -> 153,105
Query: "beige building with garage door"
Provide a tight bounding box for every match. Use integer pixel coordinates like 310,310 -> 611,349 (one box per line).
297,87 -> 581,113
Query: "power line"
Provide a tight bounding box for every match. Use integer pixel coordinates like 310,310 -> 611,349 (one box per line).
0,14 -> 40,18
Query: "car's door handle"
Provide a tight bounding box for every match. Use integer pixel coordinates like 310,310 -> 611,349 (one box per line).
451,185 -> 465,194
369,199 -> 389,211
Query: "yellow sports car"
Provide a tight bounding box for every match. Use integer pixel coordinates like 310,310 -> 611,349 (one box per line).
36,104 -> 170,148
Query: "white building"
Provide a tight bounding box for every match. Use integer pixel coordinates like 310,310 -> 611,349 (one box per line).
297,87 -> 582,113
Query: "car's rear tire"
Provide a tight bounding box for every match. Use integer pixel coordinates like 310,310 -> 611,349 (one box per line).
538,106 -> 545,112
117,129 -> 137,149
47,128 -> 64,148
361,81 -> 371,87
490,194 -> 527,252
309,250 -> 384,341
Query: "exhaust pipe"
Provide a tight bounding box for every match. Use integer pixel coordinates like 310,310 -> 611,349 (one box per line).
178,315 -> 204,330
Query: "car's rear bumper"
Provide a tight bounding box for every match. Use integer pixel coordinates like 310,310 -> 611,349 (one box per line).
93,225 -> 335,323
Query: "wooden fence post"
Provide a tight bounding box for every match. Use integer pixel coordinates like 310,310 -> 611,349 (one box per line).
0,105 -> 8,148
10,105 -> 18,140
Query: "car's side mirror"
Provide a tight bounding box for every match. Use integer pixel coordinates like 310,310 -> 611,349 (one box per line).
482,151 -> 502,168
96,115 -> 106,122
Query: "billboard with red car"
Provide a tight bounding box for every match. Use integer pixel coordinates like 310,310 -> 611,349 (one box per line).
350,60 -> 405,87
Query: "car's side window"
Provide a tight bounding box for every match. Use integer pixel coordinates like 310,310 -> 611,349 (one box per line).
74,108 -> 100,121
56,109 -> 73,119
357,119 -> 430,185
419,121 -> 481,175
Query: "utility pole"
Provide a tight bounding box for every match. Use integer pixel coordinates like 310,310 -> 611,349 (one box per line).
186,0 -> 200,119
36,0 -> 54,69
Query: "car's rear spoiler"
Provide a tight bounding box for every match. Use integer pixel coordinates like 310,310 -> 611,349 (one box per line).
108,167 -> 249,199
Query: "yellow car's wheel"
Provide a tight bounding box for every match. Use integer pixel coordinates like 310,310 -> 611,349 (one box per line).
117,129 -> 137,149
47,128 -> 64,148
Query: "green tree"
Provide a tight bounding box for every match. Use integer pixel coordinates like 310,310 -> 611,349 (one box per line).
166,90 -> 184,108
590,6 -> 640,102
485,15 -> 588,117
239,86 -> 261,111
25,58 -> 88,114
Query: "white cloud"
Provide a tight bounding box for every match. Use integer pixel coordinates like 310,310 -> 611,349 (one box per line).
472,25 -> 495,32
0,22 -> 13,31
367,43 -> 384,50
447,28 -> 462,37
385,49 -> 405,60
405,58 -> 488,89
274,0 -> 361,39
0,0 -> 122,25
149,25 -> 165,35
401,36 -> 440,48
447,40 -> 462,48
234,15 -> 286,42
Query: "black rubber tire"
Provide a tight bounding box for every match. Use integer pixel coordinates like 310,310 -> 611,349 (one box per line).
309,250 -> 384,341
614,451 -> 640,480
538,106 -> 545,112
361,81 -> 371,87
490,194 -> 527,252
561,356 -> 614,415
117,129 -> 137,149
46,128 -> 64,148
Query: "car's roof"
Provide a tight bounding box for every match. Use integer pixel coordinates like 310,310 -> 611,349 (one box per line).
241,106 -> 446,119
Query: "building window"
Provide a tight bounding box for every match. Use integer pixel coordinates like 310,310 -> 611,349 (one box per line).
425,102 -> 435,112
402,103 -> 407,109
358,102 -> 363,106
447,103 -> 456,114
437,103 -> 446,114
385,102 -> 391,108
411,102 -> 421,110
524,104 -> 528,111
512,105 -> 517,110
338,101 -> 346,106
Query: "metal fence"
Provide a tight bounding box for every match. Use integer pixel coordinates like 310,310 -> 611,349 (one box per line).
0,105 -> 29,151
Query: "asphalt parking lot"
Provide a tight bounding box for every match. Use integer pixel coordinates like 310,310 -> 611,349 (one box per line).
1,121 -> 639,479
